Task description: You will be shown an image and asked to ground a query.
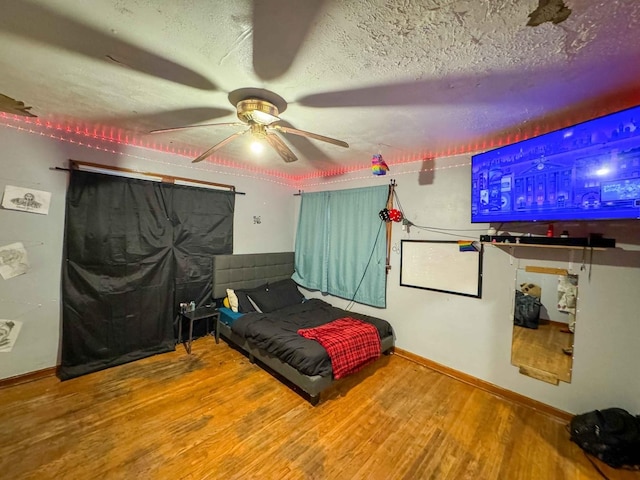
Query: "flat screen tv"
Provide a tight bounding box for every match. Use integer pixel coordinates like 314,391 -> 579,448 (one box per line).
471,105 -> 640,223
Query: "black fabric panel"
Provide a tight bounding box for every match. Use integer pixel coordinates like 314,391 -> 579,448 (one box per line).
60,171 -> 175,379
170,184 -> 234,338
64,172 -> 172,265
61,257 -> 174,364
168,183 -> 234,258
59,171 -> 234,380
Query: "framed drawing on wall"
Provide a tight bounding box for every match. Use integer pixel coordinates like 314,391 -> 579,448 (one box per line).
400,240 -> 483,298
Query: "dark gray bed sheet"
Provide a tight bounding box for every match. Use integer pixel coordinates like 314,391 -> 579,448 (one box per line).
230,298 -> 394,377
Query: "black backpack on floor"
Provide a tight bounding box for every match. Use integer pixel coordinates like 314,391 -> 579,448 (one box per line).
513,290 -> 541,329
569,408 -> 640,468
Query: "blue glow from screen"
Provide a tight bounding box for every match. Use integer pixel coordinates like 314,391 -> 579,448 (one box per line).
471,105 -> 640,223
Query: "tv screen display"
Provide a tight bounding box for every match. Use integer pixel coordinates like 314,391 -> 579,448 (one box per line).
471,105 -> 640,223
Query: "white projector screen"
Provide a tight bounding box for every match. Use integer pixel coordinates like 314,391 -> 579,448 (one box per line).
400,240 -> 483,298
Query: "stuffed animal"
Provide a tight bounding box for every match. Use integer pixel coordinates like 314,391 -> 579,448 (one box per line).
226,288 -> 239,312
520,282 -> 541,298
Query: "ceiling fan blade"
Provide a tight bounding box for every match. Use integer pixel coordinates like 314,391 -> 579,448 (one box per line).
150,122 -> 244,134
265,133 -> 298,163
0,2 -> 217,91
270,120 -> 338,166
192,130 -> 249,163
272,125 -> 348,148
252,0 -> 325,81
0,93 -> 37,117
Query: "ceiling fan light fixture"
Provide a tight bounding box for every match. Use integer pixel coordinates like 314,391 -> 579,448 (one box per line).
252,110 -> 280,124
237,98 -> 280,125
250,140 -> 264,153
249,122 -> 268,139
151,87 -> 346,165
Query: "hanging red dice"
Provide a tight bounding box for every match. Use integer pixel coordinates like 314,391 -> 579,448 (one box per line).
388,209 -> 403,222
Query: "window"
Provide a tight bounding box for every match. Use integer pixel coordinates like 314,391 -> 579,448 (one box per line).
292,185 -> 388,308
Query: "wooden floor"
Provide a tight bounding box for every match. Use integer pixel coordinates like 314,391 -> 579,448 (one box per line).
512,321 -> 574,383
1,336 -> 638,480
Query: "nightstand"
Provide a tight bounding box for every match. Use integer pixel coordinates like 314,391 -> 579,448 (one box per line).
178,306 -> 219,354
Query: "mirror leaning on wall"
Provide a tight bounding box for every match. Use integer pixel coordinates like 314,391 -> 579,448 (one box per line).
511,267 -> 578,385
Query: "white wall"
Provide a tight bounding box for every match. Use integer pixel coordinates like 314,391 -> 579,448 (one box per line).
0,123 -> 296,380
297,156 -> 640,415
3,121 -> 640,417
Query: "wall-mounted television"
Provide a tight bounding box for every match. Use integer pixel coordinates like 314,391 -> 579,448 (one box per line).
471,105 -> 640,223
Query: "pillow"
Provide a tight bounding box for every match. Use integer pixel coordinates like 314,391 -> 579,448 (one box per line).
269,278 -> 306,303
246,294 -> 263,313
235,284 -> 268,313
246,278 -> 304,313
226,289 -> 239,313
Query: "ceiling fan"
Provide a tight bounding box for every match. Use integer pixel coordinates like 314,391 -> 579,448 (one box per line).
149,92 -> 349,164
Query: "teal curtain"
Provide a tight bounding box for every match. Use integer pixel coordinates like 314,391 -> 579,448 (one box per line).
293,185 -> 388,308
292,191 -> 330,292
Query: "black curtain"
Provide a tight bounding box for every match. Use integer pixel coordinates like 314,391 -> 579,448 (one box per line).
170,183 -> 234,339
59,170 -> 234,380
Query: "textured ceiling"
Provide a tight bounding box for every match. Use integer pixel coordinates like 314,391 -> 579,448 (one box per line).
1,0 -> 640,179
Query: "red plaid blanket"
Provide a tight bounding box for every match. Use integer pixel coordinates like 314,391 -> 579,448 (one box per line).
298,317 -> 381,379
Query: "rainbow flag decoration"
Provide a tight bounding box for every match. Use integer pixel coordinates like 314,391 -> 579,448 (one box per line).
371,154 -> 389,176
458,240 -> 478,252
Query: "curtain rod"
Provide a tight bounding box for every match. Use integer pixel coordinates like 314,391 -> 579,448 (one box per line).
51,160 -> 245,195
293,179 -> 396,196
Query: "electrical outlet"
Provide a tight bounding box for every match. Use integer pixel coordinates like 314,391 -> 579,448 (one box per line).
253,216 -> 261,224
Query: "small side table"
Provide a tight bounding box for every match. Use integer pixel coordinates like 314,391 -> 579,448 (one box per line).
178,306 -> 219,354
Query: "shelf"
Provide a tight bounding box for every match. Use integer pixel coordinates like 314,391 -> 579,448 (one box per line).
481,242 -> 607,251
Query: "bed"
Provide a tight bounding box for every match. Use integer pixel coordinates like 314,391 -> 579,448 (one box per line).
212,252 -> 394,405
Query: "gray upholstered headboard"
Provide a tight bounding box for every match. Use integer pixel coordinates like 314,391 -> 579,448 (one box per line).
211,252 -> 295,299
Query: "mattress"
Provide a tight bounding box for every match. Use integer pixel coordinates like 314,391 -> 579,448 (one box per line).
230,298 -> 393,377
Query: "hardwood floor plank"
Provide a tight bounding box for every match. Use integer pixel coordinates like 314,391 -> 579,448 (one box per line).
0,336 -> 638,479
